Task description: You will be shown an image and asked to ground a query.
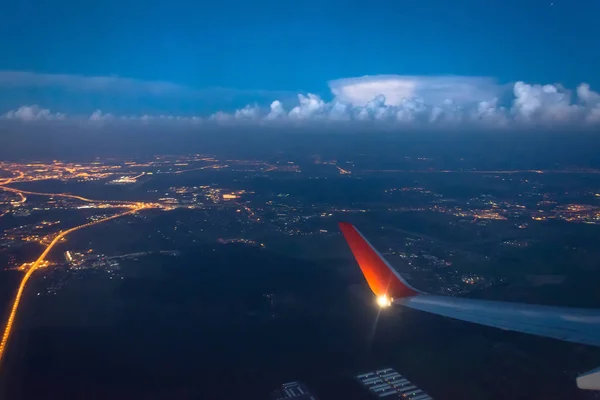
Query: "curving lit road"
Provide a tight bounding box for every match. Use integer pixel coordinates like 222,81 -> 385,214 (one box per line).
0,206 -> 146,367
0,185 -> 138,205
0,171 -> 160,369
0,171 -> 25,186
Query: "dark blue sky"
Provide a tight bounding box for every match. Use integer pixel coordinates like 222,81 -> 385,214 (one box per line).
1,0 -> 599,118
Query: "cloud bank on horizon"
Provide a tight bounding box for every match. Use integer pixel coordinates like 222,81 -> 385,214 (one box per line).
2,73 -> 600,128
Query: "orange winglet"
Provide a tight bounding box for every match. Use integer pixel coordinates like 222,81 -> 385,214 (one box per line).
339,222 -> 420,299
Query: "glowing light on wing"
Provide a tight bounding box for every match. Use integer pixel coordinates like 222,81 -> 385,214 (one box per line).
377,294 -> 392,308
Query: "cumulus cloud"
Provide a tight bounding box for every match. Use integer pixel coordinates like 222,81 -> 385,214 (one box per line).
577,83 -> 600,105
209,104 -> 264,122
328,75 -> 502,106
211,77 -> 599,128
577,83 -> 600,123
234,105 -> 260,120
2,106 -> 204,124
512,81 -> 578,123
288,94 -> 327,120
136,114 -> 202,124
2,105 -> 66,121
89,109 -> 114,121
2,75 -> 600,129
266,100 -> 286,120
208,111 -> 234,122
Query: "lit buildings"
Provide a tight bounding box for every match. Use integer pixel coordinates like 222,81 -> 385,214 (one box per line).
356,368 -> 432,399
270,381 -> 318,400
107,176 -> 138,185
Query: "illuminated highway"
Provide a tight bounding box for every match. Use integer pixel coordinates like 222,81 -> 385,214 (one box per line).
0,185 -> 138,205
171,164 -> 227,174
0,171 -> 25,186
0,175 -> 159,369
0,206 -> 146,368
130,172 -> 145,180
14,193 -> 26,204
336,165 -> 352,175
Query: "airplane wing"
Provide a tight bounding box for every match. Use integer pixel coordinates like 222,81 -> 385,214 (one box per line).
339,222 -> 600,390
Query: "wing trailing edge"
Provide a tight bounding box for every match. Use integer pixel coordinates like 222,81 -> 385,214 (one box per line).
398,294 -> 600,347
339,222 -> 600,391
338,222 -> 421,300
